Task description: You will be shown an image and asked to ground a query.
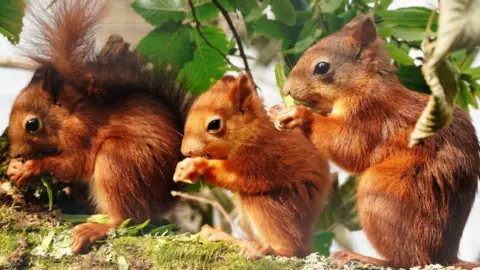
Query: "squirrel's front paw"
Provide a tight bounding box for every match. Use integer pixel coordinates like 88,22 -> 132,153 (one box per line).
7,159 -> 40,186
267,104 -> 286,119
173,157 -> 209,184
274,105 -> 313,130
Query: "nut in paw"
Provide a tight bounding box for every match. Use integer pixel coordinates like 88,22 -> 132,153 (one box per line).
173,157 -> 209,184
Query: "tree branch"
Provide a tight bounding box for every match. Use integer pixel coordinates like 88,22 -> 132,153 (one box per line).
211,0 -> 258,91
0,56 -> 38,70
187,0 -> 242,71
170,190 -> 239,236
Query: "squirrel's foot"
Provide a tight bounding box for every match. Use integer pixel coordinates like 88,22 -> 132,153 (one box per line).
200,224 -> 238,243
455,260 -> 480,270
331,249 -> 389,268
274,105 -> 313,130
7,159 -> 40,186
240,242 -> 274,260
71,222 -> 113,254
173,157 -> 208,184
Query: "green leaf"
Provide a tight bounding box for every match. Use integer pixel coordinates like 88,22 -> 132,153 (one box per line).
270,0 -> 296,26
137,23 -> 195,69
396,65 -> 430,94
465,66 -> 480,80
377,0 -> 393,11
243,0 -> 270,22
313,231 -> 335,256
87,214 -> 110,224
0,0 -> 25,44
316,174 -> 361,231
131,0 -> 186,27
251,16 -> 284,40
459,49 -> 479,73
377,7 -> 438,29
376,23 -> 392,38
40,177 -> 53,211
229,0 -> 258,17
149,224 -> 176,235
275,63 -> 295,107
60,214 -> 91,224
125,219 -> 151,236
457,80 -> 476,111
390,27 -> 426,42
409,57 -> 458,147
119,218 -> 133,229
284,29 -> 322,54
187,3 -> 219,22
472,81 -> 480,97
178,26 -> 228,93
321,0 -> 344,13
385,43 -> 414,66
284,11 -> 323,54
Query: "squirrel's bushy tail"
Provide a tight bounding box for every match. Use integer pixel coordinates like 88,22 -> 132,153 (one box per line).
22,0 -> 195,126
22,0 -> 107,80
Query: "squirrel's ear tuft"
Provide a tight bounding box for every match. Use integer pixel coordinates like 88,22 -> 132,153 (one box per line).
342,15 -> 377,48
30,66 -> 64,105
230,73 -> 254,113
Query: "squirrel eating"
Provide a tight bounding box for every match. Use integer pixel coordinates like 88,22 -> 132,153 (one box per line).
173,74 -> 331,259
6,0 -> 194,254
272,14 -> 480,269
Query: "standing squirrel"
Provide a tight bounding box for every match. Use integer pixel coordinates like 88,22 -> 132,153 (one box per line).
6,0 -> 194,254
173,74 -> 331,259
271,15 -> 480,268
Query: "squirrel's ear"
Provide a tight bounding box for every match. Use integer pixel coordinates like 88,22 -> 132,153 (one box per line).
230,73 -> 254,113
31,66 -> 64,105
342,15 -> 377,48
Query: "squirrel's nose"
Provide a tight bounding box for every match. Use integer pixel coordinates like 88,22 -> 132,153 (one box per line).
282,79 -> 292,96
181,139 -> 204,157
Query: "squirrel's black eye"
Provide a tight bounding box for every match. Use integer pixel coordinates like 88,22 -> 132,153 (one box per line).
207,119 -> 221,133
313,62 -> 330,75
26,118 -> 40,133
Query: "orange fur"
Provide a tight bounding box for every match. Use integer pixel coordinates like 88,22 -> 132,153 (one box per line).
6,0 -> 193,254
174,74 -> 331,258
276,14 -> 480,268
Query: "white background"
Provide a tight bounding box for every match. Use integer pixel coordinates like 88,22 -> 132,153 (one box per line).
0,0 -> 479,261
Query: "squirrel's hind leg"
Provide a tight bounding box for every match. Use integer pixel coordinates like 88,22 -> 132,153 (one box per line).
331,250 -> 391,268
199,224 -> 274,260
71,222 -> 116,254
455,260 -> 480,270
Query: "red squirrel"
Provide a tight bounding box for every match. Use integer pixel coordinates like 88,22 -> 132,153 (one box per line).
271,14 -> 480,269
173,74 -> 331,259
6,0 -> 194,254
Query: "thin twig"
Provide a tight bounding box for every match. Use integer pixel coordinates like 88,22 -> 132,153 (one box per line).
187,0 -> 241,71
211,0 -> 258,91
390,36 -> 422,51
0,56 -> 38,70
171,190 -> 239,236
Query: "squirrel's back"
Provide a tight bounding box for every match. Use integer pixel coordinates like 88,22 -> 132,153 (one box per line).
21,0 -> 194,129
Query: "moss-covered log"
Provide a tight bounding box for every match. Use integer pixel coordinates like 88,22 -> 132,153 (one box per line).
0,205 -> 465,270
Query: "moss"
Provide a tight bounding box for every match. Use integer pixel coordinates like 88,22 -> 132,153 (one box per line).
0,234 -> 19,257
111,235 -> 301,270
0,202 -> 465,270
